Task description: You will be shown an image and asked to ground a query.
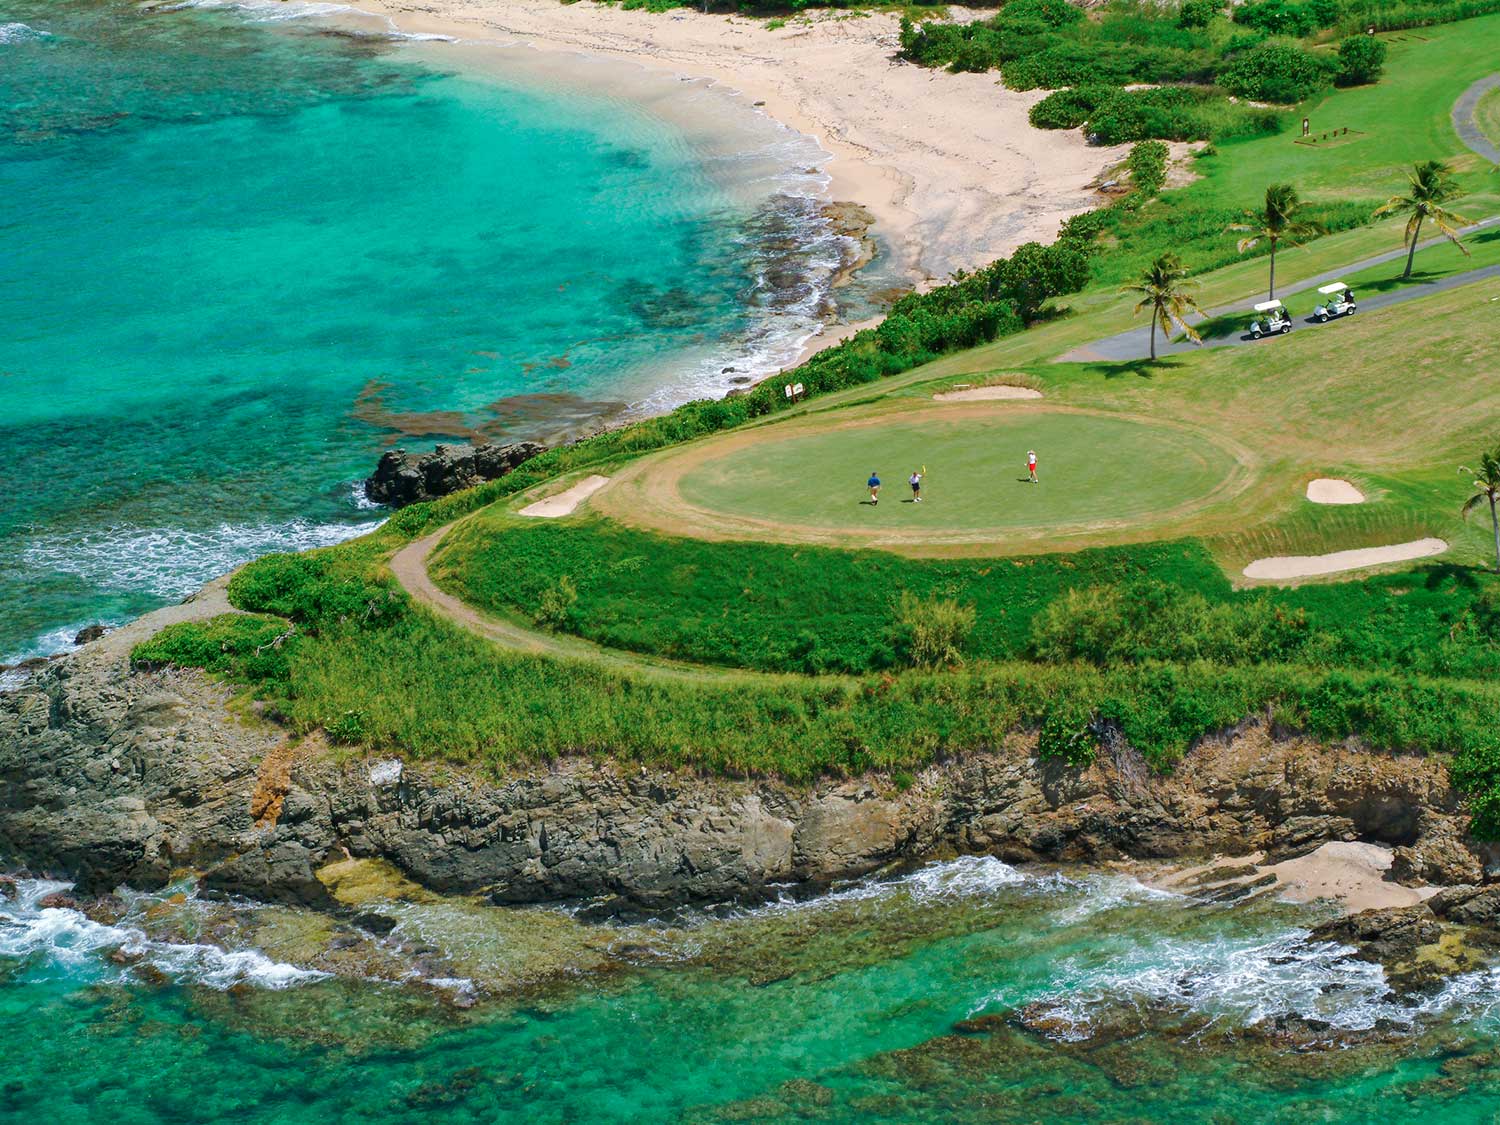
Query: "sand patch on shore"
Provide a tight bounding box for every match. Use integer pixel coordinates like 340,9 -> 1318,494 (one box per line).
350,0 -> 1126,283
933,385 -> 1043,402
1149,842 -> 1438,915
519,475 -> 611,518
1306,478 -> 1365,505
1243,537 -> 1446,581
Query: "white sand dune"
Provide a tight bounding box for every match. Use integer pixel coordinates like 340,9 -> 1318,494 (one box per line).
1306,478 -> 1365,505
519,475 -> 611,519
1243,538 -> 1446,581
933,385 -> 1043,402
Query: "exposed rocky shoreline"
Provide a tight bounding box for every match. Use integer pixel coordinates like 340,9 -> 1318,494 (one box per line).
2,595 -> 1493,925
363,439 -> 546,508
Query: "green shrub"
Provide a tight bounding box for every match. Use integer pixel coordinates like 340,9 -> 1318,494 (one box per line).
1177,0 -> 1219,28
1233,0 -> 1337,36
1082,86 -> 1281,145
1449,736 -> 1500,839
1126,139 -> 1171,197
1029,84 -> 1120,129
891,591 -> 978,669
228,552 -> 402,631
998,0 -> 1085,29
131,614 -> 298,682
1038,700 -> 1099,766
325,709 -> 368,745
536,575 -> 579,630
1216,41 -> 1336,103
1335,33 -> 1387,85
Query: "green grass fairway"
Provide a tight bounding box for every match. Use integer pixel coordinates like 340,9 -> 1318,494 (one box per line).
674,410 -> 1239,537
1478,84 -> 1500,149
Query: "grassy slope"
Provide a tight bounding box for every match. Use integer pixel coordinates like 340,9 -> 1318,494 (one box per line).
1092,15 -> 1500,285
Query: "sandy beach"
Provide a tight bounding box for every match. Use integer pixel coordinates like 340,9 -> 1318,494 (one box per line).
1148,842 -> 1441,915
352,0 -> 1126,285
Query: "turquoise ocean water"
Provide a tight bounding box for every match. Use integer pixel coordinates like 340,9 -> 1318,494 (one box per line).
0,0 -> 847,661
7,858 -> 1500,1122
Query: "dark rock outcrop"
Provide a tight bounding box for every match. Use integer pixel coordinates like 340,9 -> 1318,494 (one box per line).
1308,885 -> 1500,995
363,441 -> 545,508
73,624 -> 108,646
2,627 -> 1493,913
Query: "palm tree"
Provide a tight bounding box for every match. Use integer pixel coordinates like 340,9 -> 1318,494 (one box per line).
1461,445 -> 1500,572
1234,183 -> 1323,301
1122,253 -> 1202,362
1375,160 -> 1472,279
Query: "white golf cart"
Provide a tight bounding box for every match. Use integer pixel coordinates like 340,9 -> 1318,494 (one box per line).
1249,299 -> 1292,338
1313,281 -> 1356,322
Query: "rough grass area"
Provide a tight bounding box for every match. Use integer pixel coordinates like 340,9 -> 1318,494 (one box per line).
434,516 -> 1500,678
137,604 -> 1500,785
434,519 -> 1227,673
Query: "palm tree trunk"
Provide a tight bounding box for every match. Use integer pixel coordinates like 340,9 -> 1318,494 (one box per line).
1268,238 -> 1277,300
1403,214 -> 1424,279
1149,312 -> 1158,361
1491,492 -> 1500,572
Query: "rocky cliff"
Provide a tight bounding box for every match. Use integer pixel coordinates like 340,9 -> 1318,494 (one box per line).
0,596 -> 1489,913
363,440 -> 545,508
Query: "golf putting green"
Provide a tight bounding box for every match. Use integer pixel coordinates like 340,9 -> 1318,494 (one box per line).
672,409 -> 1240,539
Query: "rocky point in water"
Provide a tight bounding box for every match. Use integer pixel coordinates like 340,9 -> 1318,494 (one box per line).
363,440 -> 545,508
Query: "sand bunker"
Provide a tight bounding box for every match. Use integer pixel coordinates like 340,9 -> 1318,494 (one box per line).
1306,478 -> 1365,505
932,385 -> 1043,402
1243,537 -> 1446,581
518,475 -> 610,518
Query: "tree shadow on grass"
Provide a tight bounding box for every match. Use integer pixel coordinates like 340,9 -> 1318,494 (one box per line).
1418,561 -> 1489,590
1354,270 -> 1443,294
1095,357 -> 1187,380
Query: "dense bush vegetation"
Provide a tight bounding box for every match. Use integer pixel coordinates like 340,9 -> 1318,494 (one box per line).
133,614 -> 300,682
1233,0 -> 1339,37
1215,40 -> 1339,102
1335,33 -> 1388,83
1030,83 -> 1283,143
1125,140 -> 1170,197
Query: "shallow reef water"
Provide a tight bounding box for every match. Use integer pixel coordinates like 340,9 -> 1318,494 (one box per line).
6,857 -> 1500,1122
0,0 -> 849,661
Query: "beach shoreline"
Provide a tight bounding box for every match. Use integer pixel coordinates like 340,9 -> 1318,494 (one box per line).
339,0 -> 1125,290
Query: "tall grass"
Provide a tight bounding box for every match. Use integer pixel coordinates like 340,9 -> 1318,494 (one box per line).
136,605 -> 1500,786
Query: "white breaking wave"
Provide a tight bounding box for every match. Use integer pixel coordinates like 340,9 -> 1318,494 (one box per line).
1,624 -> 92,669
348,480 -> 385,513
1011,928 -> 1500,1041
159,0 -> 358,22
22,517 -> 382,599
0,880 -> 328,990
158,0 -> 456,40
722,855 -> 1031,923
0,21 -> 50,44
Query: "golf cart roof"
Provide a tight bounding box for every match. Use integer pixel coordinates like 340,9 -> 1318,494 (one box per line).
1253,300 -> 1284,312
1317,282 -> 1348,295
